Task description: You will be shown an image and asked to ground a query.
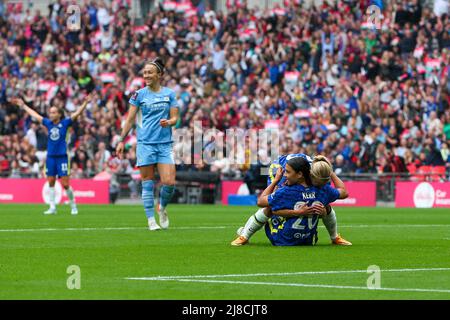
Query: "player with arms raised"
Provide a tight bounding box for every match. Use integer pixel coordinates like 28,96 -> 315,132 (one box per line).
11,94 -> 92,215
116,57 -> 179,231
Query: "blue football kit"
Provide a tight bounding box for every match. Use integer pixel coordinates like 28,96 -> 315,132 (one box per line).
129,86 -> 179,166
42,117 -> 72,177
265,183 -> 340,246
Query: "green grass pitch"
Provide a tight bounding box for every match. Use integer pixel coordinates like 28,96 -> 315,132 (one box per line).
0,204 -> 449,300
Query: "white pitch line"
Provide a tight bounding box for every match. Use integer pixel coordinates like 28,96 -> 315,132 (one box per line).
338,224 -> 450,228
155,278 -> 450,294
0,224 -> 449,233
126,267 -> 450,281
0,226 -> 228,233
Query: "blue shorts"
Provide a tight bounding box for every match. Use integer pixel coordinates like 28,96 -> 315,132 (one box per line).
264,218 -> 317,246
46,155 -> 69,177
137,143 -> 174,167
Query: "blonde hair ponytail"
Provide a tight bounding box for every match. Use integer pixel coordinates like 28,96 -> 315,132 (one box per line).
311,155 -> 332,186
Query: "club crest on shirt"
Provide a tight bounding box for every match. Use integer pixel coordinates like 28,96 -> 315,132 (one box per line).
131,91 -> 138,100
50,127 -> 60,141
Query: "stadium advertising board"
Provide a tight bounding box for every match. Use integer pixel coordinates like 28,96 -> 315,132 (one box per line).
0,179 -> 109,204
395,182 -> 450,208
333,181 -> 376,207
222,180 -> 376,207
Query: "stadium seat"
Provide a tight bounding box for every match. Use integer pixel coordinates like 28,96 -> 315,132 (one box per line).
431,166 -> 446,182
416,166 -> 432,181
407,164 -> 417,174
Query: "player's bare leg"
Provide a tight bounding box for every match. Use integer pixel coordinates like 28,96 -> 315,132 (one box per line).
231,207 -> 272,246
155,163 -> 176,229
44,176 -> 57,215
61,176 -> 77,215
322,205 -> 352,246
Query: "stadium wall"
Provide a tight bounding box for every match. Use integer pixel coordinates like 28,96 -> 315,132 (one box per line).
0,179 -> 109,204
395,182 -> 450,208
222,180 -> 378,207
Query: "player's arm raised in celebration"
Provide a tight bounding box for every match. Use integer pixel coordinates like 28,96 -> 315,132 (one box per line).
11,97 -> 43,123
160,107 -> 179,127
331,172 -> 348,199
116,105 -> 139,159
71,94 -> 92,121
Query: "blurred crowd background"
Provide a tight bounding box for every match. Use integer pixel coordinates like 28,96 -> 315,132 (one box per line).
0,0 -> 449,184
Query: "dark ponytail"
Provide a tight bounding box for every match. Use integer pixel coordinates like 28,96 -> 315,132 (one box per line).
287,157 -> 312,186
145,57 -> 165,76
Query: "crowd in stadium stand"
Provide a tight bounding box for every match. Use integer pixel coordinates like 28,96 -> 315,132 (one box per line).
0,0 -> 449,183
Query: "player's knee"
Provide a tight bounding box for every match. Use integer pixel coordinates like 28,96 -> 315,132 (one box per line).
161,179 -> 175,186
140,172 -> 154,180
263,207 -> 273,217
160,175 -> 175,185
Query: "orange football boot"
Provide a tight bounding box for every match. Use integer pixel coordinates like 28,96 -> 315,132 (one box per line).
231,236 -> 249,246
332,234 -> 352,246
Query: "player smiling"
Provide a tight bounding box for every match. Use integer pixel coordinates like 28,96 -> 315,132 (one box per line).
116,57 -> 179,231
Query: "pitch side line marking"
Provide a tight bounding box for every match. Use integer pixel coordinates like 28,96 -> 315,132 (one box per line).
0,224 -> 449,233
140,278 -> 450,294
125,267 -> 450,281
338,224 -> 450,228
0,226 -> 228,232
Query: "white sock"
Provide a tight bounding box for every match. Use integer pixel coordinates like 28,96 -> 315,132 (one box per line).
322,207 -> 338,240
66,187 -> 76,208
242,208 -> 270,239
48,187 -> 56,209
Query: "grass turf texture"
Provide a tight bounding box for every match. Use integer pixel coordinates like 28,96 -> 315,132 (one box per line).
0,204 -> 449,300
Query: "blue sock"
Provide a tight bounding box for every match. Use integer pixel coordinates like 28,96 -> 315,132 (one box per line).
142,180 -> 155,219
159,185 -> 175,208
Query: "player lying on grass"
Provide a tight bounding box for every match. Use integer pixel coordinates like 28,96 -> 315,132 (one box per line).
11,94 -> 92,215
231,153 -> 351,245
231,157 -> 348,246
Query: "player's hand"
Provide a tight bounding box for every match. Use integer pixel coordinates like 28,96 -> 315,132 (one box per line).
116,141 -> 124,160
160,119 -> 171,127
310,202 -> 326,216
84,93 -> 93,103
11,97 -> 24,108
294,203 -> 315,216
273,167 -> 284,182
